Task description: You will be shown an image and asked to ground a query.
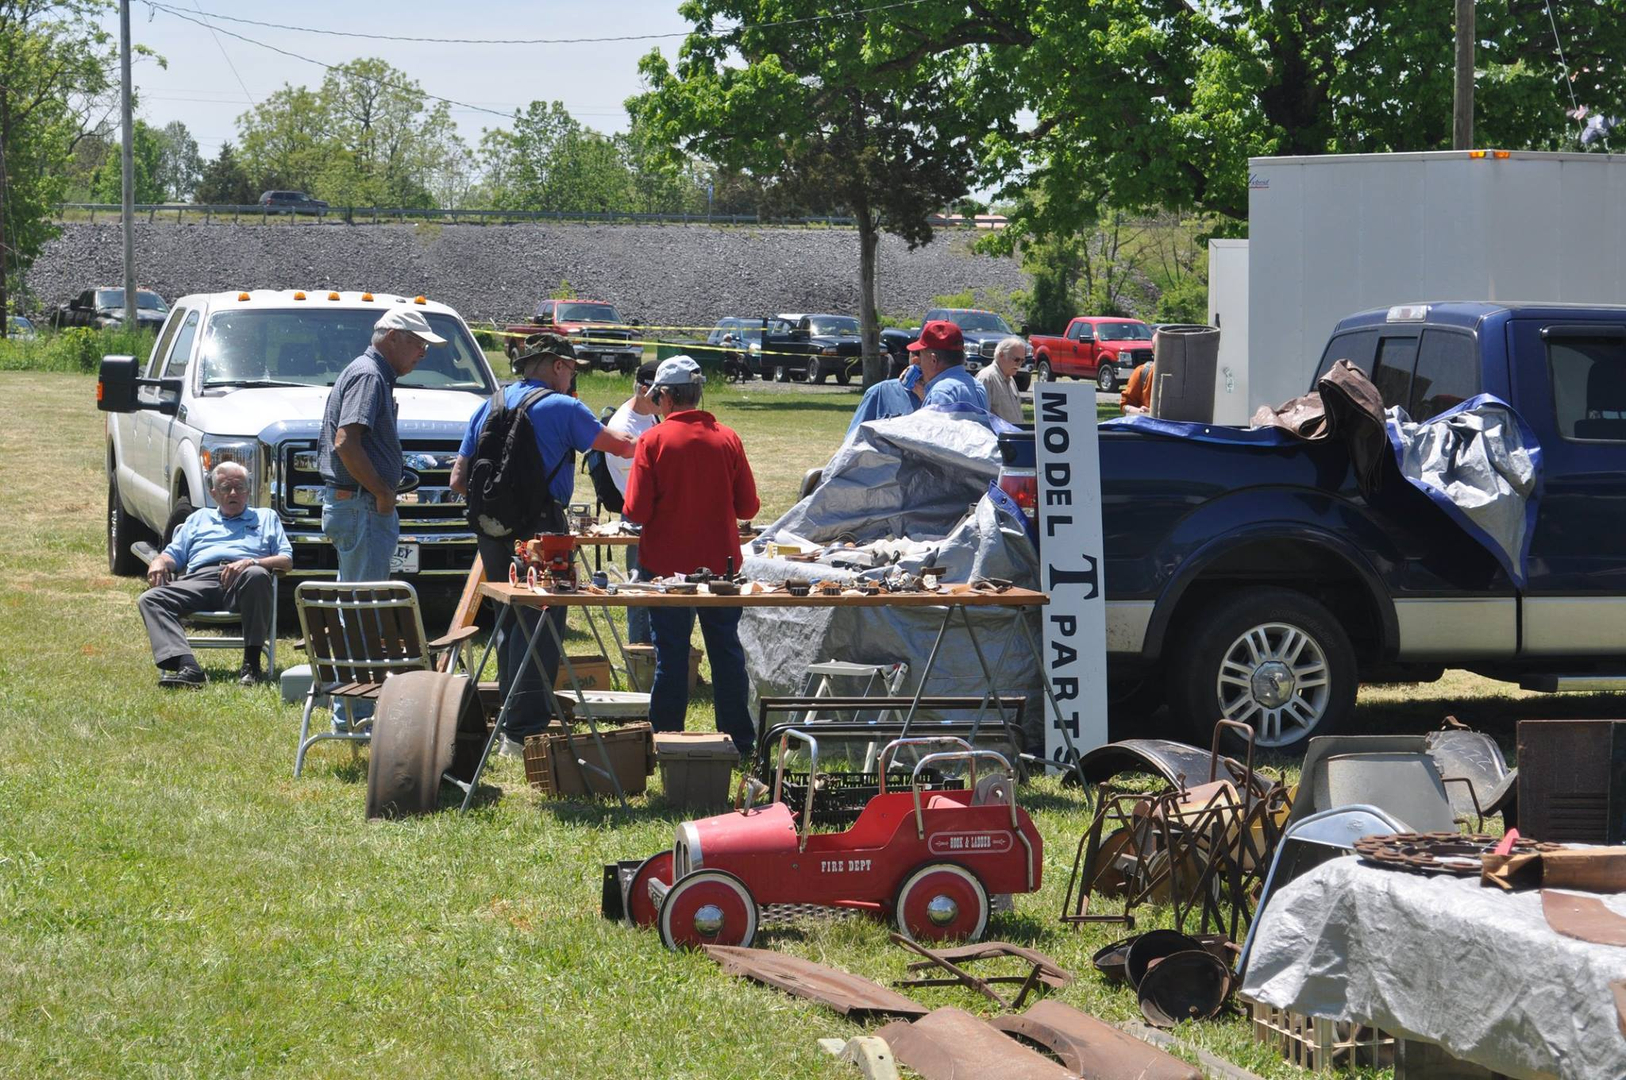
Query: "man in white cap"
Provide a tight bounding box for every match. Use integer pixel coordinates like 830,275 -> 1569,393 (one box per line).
317,305 -> 445,730
623,355 -> 760,755
318,305 -> 446,583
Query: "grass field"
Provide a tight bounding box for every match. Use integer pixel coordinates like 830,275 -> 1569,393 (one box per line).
5,369 -> 1620,1079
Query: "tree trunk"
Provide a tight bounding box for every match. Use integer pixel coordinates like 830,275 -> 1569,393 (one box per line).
0,90 -> 9,340
857,204 -> 886,387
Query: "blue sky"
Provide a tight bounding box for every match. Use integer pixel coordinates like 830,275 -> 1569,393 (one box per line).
103,1 -> 695,155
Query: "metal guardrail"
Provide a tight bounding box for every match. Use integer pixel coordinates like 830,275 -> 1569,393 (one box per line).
54,203 -> 1006,229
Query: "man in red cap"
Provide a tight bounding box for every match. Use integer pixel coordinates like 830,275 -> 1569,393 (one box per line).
908,319 -> 989,411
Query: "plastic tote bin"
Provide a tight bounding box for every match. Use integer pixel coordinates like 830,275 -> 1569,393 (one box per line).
654,731 -> 739,810
625,644 -> 703,691
524,720 -> 654,798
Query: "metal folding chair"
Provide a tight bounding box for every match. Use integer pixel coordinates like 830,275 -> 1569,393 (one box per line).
182,572 -> 281,671
292,580 -> 477,777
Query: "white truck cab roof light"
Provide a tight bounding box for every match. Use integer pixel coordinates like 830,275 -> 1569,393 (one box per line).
1387,304 -> 1431,322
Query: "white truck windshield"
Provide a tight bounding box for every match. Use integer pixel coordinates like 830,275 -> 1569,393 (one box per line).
197,309 -> 493,391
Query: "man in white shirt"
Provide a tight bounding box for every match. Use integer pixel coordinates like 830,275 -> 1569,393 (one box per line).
606,361 -> 660,643
976,336 -> 1027,425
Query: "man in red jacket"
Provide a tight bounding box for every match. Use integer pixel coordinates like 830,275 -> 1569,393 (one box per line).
623,356 -> 761,755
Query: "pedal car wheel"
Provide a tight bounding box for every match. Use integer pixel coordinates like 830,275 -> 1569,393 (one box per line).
624,850 -> 674,929
658,870 -> 758,950
894,863 -> 988,943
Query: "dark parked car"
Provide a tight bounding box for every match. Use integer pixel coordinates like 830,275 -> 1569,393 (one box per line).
258,190 -> 329,213
758,313 -> 864,384
50,287 -> 168,331
7,315 -> 36,340
707,317 -> 767,380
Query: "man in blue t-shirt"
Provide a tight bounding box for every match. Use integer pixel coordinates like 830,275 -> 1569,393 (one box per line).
451,333 -> 634,748
139,461 -> 293,688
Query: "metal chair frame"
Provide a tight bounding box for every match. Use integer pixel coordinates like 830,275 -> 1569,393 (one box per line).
292,580 -> 474,776
182,573 -> 281,671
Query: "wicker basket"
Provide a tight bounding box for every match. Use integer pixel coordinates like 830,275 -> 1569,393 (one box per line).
523,721 -> 654,798
1246,996 -> 1395,1071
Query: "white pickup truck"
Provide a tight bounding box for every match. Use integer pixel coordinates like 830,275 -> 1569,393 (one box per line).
98,289 -> 498,581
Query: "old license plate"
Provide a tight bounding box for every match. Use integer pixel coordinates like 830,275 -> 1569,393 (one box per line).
390,543 -> 419,574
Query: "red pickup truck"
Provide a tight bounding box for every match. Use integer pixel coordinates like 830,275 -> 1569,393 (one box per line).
1029,316 -> 1155,392
504,299 -> 643,373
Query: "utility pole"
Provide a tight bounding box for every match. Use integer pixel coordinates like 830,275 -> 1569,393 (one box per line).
1453,0 -> 1475,150
120,0 -> 136,327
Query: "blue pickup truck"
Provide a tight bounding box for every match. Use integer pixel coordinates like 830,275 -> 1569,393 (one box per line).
1004,301 -> 1626,751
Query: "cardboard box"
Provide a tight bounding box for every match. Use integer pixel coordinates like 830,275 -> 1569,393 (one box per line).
524,721 -> 654,798
655,731 -> 739,811
554,654 -> 613,692
624,644 -> 703,692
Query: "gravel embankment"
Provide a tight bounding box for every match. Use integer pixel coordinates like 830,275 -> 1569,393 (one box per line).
27,221 -> 1029,328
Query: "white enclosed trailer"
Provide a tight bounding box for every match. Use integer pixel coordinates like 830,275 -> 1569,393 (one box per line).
1243,149 -> 1626,412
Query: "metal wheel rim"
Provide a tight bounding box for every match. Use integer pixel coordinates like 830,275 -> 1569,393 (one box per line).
1097,366 -> 1114,391
895,864 -> 987,943
1038,362 -> 1051,381
659,871 -> 757,949
1214,620 -> 1331,747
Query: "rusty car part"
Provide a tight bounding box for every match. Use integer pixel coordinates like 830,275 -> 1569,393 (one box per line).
1136,950 -> 1233,1027
1065,722 -> 1290,940
1078,738 -> 1270,800
702,945 -> 929,1020
1125,930 -> 1206,988
875,1006 -> 1084,1080
1542,891 -> 1626,947
989,1000 -> 1202,1080
1354,832 -> 1559,876
1093,936 -> 1136,983
365,670 -> 485,819
1426,719 -> 1517,821
891,933 -> 1071,1009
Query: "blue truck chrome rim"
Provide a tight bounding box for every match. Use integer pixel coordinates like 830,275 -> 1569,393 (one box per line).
1215,622 -> 1331,746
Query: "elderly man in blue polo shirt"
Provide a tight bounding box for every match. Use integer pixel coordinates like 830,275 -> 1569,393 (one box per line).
139,461 -> 293,688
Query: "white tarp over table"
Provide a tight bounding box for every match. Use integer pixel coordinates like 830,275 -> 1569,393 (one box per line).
1242,856 -> 1626,1080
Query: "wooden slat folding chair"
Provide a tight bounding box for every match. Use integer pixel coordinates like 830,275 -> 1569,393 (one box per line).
293,580 -> 478,777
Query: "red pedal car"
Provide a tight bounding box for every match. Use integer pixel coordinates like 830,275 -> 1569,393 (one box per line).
618,735 -> 1044,949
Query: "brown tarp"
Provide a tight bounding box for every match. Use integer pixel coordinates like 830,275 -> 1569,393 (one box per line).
1249,359 -> 1389,496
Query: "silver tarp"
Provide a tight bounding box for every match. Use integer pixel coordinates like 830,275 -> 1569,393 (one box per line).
742,410 -> 1045,748
1243,857 -> 1626,1080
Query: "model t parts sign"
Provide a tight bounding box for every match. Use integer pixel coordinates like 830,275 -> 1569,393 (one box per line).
1034,383 -> 1110,766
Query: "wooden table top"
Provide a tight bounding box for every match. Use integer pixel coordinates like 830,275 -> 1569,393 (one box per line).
566,531 -> 760,547
479,581 -> 1049,609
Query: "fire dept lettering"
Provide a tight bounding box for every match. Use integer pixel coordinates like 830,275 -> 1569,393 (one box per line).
927,831 -> 1013,855
819,858 -> 874,873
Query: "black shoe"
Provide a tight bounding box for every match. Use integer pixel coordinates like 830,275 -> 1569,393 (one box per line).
159,664 -> 206,690
237,663 -> 268,687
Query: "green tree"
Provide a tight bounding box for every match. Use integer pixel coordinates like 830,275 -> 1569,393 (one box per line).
478,101 -> 635,213
0,0 -> 119,328
634,1 -> 1014,385
617,102 -> 706,214
194,140 -> 256,205
236,84 -> 330,195
155,120 -> 202,201
91,117 -> 165,204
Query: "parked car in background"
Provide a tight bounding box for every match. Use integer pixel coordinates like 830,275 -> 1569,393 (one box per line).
707,317 -> 767,379
258,190 -> 329,213
50,287 -> 169,331
96,289 -> 497,582
1028,316 -> 1154,391
505,299 -> 643,373
757,313 -> 864,384
880,308 -> 1034,388
7,315 -> 36,340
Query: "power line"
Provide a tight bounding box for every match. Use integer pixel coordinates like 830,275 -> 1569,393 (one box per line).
189,0 -> 255,107
142,0 -> 937,46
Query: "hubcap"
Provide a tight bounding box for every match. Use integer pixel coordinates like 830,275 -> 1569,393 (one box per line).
692,904 -> 725,936
1216,621 -> 1331,747
926,894 -> 959,926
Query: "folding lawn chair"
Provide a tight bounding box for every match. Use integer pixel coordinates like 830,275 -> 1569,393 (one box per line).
292,580 -> 478,777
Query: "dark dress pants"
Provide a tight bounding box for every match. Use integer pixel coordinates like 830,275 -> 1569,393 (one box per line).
139,564 -> 273,668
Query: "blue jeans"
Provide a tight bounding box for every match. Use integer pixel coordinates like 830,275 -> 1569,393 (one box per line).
476,533 -> 563,741
649,605 -> 753,757
322,489 -> 399,727
624,542 -> 651,645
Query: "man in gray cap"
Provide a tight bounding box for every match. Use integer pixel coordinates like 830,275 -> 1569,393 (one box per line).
624,355 -> 760,755
319,305 -> 445,583
450,332 -> 635,749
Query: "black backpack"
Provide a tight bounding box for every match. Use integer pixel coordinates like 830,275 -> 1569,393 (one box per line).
465,387 -> 570,538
